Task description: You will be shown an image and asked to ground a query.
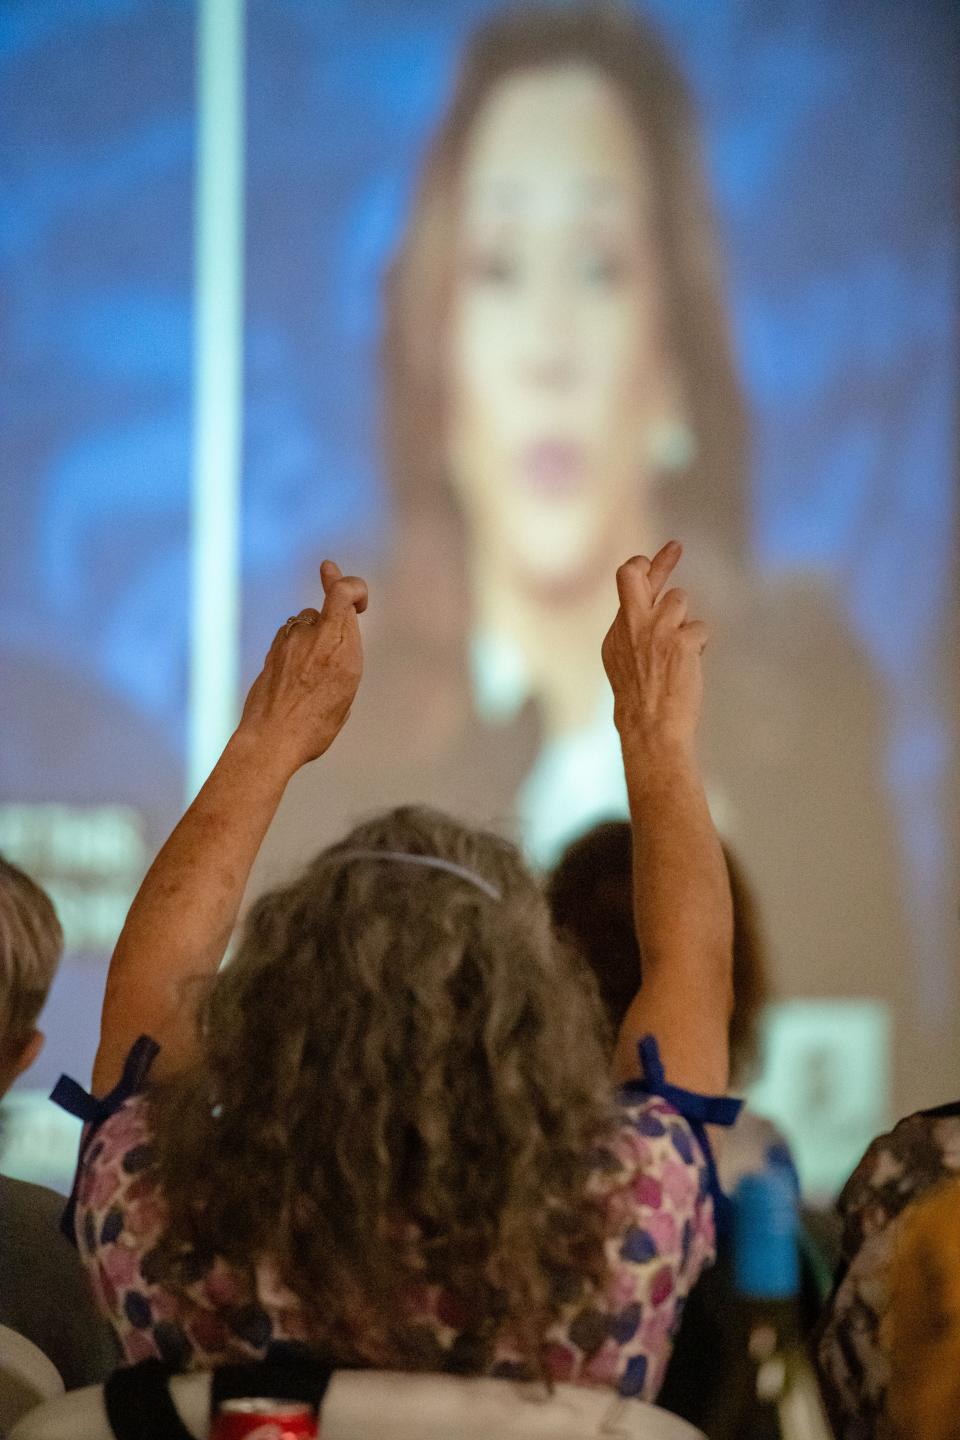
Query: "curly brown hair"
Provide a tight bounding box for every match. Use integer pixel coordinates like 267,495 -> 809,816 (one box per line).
148,806 -> 615,1377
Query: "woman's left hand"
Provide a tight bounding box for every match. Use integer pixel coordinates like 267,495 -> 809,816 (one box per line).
239,559 -> 368,775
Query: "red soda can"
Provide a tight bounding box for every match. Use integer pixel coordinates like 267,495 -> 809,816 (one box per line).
210,1397 -> 318,1440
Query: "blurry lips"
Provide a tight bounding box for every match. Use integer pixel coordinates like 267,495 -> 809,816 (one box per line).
518,439 -> 586,498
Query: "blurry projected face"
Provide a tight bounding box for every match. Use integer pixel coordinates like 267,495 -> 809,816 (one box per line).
447,65 -> 672,590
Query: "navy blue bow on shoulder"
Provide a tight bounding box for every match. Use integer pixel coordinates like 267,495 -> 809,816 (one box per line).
50,1033 -> 159,1244
620,1034 -> 743,1235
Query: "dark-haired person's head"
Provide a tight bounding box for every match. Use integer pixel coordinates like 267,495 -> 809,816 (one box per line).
548,820 -> 767,1087
0,857 -> 63,1096
384,1 -> 748,592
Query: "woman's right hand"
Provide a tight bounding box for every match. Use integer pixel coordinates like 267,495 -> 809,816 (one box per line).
94,559 -> 368,1095
238,559 -> 368,776
601,540 -> 708,767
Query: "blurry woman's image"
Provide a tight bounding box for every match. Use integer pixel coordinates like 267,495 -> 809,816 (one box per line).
384,2 -> 745,863
254,2 -> 903,1032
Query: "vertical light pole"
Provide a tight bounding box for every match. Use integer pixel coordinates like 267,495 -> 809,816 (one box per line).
187,0 -> 246,800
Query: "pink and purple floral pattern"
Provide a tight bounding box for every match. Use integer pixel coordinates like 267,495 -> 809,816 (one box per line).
72,1093 -> 715,1401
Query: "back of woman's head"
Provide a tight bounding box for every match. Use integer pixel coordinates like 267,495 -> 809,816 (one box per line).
546,822 -> 639,1032
152,806 -> 613,1373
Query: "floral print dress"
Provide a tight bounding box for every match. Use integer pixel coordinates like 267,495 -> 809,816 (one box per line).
55,1036 -> 736,1403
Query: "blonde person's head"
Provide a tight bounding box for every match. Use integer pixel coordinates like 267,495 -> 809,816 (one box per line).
0,856 -> 63,1092
150,806 -> 615,1378
882,1173 -> 960,1440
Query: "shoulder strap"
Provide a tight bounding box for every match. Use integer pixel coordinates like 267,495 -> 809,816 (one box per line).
104,1345 -> 337,1439
210,1341 -> 336,1421
104,1358 -> 195,1440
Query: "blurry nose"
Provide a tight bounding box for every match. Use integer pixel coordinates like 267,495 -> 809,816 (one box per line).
528,348 -> 577,389
522,284 -> 579,390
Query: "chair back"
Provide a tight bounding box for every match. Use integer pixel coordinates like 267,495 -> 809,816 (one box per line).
12,1368 -> 707,1440
325,1372 -> 708,1438
0,1325 -> 64,1433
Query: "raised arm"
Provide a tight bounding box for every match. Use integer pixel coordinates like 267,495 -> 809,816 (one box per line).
91,561 -> 368,1096
603,542 -> 733,1094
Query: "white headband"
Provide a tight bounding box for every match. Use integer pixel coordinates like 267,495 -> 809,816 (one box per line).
332,850 -> 502,901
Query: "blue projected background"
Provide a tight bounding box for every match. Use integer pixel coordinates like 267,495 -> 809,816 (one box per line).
0,0 -> 956,1194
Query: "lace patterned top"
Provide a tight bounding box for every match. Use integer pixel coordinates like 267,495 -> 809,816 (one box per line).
56,1037 -> 735,1402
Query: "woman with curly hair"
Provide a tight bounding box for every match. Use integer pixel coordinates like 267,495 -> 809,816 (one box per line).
56,542 -> 734,1402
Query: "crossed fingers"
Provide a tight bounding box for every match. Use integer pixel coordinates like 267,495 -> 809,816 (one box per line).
614,541 -> 708,653
270,560 -> 367,656
320,558 -> 368,619
615,540 -> 681,612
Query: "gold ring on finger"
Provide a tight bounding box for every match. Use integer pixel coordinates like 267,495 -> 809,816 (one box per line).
284,614 -> 318,637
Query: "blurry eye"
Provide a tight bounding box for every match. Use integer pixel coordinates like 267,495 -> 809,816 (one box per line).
577,252 -> 628,287
467,251 -> 521,286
